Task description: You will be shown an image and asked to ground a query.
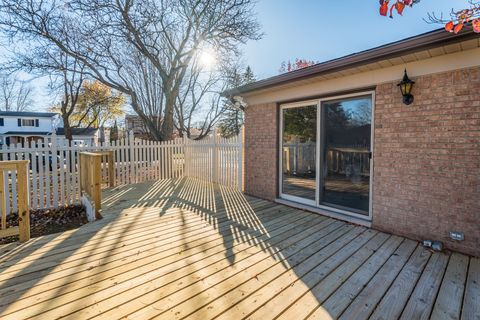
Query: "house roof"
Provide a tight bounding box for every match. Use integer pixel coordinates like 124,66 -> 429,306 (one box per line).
2,131 -> 52,136
0,111 -> 58,118
56,127 -> 98,136
224,28 -> 479,96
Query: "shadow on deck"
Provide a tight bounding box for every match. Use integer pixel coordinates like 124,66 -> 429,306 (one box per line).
0,177 -> 478,319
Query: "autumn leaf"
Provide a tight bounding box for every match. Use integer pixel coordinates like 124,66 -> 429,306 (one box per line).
453,23 -> 464,34
472,19 -> 480,32
395,1 -> 405,15
445,21 -> 454,32
380,0 -> 389,16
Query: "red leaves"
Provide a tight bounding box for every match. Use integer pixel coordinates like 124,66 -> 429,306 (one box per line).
473,19 -> 480,33
395,2 -> 405,15
379,0 -> 411,18
445,21 -> 454,32
281,59 -> 317,73
445,21 -> 469,34
445,5 -> 480,34
380,0 -> 389,16
445,22 -> 464,34
380,1 -> 480,34
454,23 -> 464,34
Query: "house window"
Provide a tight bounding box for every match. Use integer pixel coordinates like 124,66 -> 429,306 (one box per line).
21,119 -> 36,127
0,118 -> 4,126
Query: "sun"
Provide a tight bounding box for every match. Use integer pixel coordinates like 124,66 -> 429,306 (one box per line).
199,49 -> 217,69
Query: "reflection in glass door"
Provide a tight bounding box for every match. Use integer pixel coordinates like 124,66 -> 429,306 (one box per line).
281,104 -> 317,203
320,96 -> 372,215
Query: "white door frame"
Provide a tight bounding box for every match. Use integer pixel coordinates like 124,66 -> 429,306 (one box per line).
278,99 -> 319,207
278,91 -> 375,221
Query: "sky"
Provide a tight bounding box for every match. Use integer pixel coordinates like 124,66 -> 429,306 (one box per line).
1,0 -> 472,111
243,0 -> 472,79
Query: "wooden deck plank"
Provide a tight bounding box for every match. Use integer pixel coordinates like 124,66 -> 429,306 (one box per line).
0,200 -> 276,278
276,232 -> 390,320
369,245 -> 431,320
338,240 -> 417,320
193,228 -> 364,319
306,236 -> 404,319
1,213 -> 271,289
1,207 -> 317,319
400,252 -> 450,320
95,221 -> 350,320
241,229 -> 379,320
462,257 -> 480,320
0,197 -> 272,267
0,179 -> 256,262
431,253 -> 469,320
0,205 -> 311,312
0,178 -> 475,320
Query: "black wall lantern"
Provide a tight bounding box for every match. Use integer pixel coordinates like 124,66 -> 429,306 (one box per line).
398,69 -> 415,105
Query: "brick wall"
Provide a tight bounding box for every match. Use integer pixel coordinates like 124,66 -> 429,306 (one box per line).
373,66 -> 480,256
244,103 -> 278,200
243,67 -> 479,256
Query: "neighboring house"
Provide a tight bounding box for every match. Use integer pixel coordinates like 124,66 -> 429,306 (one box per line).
55,127 -> 103,146
225,28 -> 480,257
126,114 -> 186,139
126,114 -> 156,139
0,111 -> 59,146
0,111 -> 108,146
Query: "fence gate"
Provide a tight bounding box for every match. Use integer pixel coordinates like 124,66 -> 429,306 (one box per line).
184,129 -> 243,190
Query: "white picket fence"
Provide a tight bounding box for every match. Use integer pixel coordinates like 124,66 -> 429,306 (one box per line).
0,130 -> 243,214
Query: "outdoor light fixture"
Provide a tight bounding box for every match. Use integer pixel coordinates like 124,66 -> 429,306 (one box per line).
398,69 -> 415,105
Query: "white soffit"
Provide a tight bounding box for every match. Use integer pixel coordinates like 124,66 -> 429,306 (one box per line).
244,38 -> 480,105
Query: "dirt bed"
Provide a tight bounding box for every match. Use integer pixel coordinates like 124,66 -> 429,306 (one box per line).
0,205 -> 88,244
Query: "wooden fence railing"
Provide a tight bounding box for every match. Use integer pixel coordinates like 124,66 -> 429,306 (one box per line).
0,160 -> 30,242
79,151 -> 114,220
0,130 -> 243,213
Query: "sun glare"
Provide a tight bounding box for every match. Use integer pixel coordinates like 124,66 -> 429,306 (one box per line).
199,49 -> 217,69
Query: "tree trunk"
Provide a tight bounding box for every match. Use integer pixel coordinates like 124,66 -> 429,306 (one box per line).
161,93 -> 176,140
130,94 -> 163,141
62,113 -> 73,140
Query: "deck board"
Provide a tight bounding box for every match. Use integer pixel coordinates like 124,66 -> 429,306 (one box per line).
0,177 -> 477,320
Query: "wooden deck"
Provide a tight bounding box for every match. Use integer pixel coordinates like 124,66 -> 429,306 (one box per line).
0,177 -> 478,320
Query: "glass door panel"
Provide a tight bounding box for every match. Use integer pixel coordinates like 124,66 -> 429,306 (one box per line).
281,105 -> 317,202
320,96 -> 372,215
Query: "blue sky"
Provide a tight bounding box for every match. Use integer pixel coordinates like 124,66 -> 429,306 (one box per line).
243,0 -> 471,79
4,0 -> 471,111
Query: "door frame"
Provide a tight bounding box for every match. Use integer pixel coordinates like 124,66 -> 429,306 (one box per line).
278,99 -> 320,207
278,91 -> 375,221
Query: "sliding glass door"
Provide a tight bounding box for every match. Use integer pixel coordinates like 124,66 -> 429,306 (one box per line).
319,95 -> 372,216
280,93 -> 373,219
280,102 -> 317,205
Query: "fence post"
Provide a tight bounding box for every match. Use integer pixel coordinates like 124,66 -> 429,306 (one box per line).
51,132 -> 59,208
17,161 -> 30,242
183,136 -> 187,177
129,131 -> 135,184
92,155 -> 102,219
0,169 -> 5,230
212,129 -> 218,184
108,150 -> 115,187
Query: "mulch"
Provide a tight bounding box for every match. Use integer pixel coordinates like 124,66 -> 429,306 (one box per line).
0,205 -> 88,245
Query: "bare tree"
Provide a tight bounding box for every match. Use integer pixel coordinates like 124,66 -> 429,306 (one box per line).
174,52 -> 229,139
0,74 -> 33,111
0,0 -> 261,141
55,54 -> 86,140
218,65 -> 255,137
